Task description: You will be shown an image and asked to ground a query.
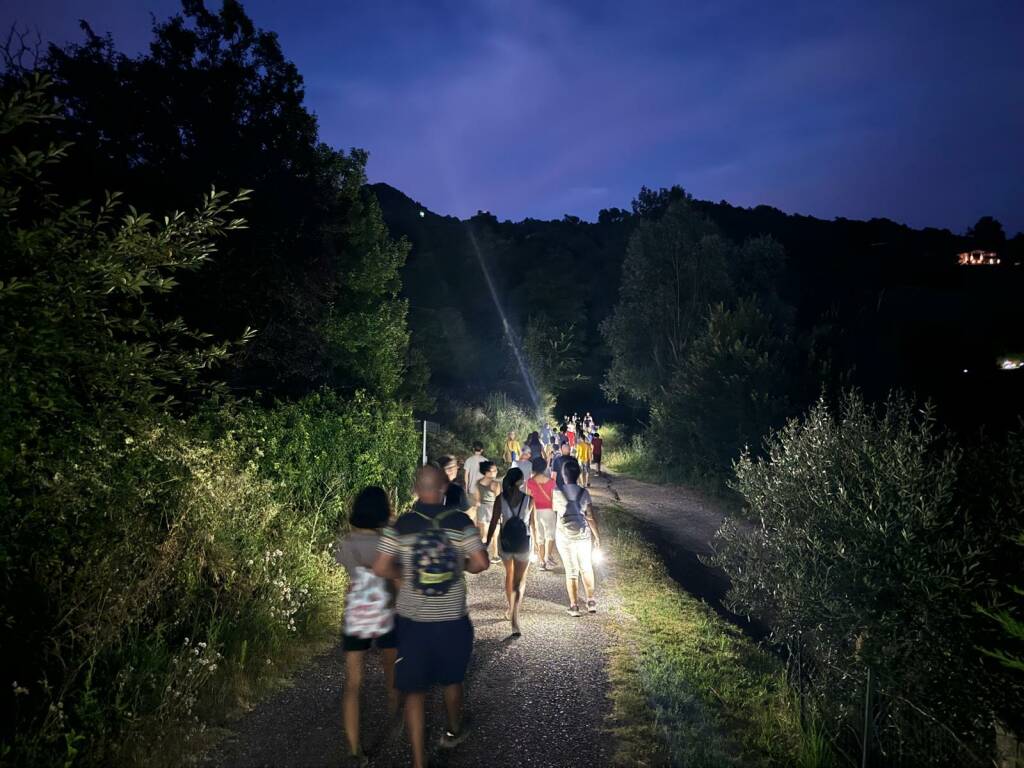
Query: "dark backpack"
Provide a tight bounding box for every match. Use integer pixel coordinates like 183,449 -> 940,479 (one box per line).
560,486 -> 589,534
411,509 -> 459,596
499,495 -> 530,554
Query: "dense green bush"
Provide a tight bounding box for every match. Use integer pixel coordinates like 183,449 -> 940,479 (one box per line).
224,389 -> 419,531
0,78 -> 417,766
650,298 -> 796,486
713,393 -> 1024,764
600,194 -> 802,487
427,392 -> 542,468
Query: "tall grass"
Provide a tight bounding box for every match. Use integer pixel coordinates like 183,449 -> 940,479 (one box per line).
605,504 -> 833,768
2,395 -> 416,768
427,392 -> 548,467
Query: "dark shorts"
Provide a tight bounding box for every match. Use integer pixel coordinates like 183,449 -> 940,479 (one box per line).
395,615 -> 473,692
342,628 -> 398,652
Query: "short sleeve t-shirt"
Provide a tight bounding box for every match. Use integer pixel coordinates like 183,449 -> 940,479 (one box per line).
463,454 -> 487,493
591,437 -> 603,456
551,453 -> 570,489
553,484 -> 593,538
335,530 -> 380,571
377,502 -> 484,622
336,531 -> 395,637
576,442 -> 592,463
552,485 -> 592,515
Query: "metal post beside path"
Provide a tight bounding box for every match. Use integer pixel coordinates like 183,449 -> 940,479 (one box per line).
419,419 -> 440,465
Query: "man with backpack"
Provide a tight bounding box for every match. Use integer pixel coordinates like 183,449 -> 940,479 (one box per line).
552,459 -> 601,617
374,465 -> 490,768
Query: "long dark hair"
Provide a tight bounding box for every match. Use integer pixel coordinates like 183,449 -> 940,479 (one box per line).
502,467 -> 524,502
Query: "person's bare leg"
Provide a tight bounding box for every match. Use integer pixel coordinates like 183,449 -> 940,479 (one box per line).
405,691 -> 427,768
343,651 -> 364,755
511,560 -> 528,634
382,647 -> 399,715
581,568 -> 596,601
443,683 -> 464,734
503,558 -> 514,619
564,574 -> 579,606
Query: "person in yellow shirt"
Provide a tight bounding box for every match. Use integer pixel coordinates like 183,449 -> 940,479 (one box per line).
575,436 -> 592,487
503,431 -> 521,464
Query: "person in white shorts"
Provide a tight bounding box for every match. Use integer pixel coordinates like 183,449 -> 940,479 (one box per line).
484,467 -> 536,636
553,459 -> 601,617
526,456 -> 558,569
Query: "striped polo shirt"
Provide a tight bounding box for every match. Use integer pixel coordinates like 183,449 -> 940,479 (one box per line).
378,502 -> 484,622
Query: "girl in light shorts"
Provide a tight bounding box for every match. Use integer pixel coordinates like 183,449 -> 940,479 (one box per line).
526,456 -> 558,569
553,459 -> 601,617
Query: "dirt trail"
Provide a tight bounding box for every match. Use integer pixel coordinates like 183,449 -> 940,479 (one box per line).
203,551 -> 618,767
590,471 -> 764,638
202,471 -> 740,767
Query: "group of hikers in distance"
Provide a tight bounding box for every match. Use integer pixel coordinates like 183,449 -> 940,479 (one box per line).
332,415 -> 605,767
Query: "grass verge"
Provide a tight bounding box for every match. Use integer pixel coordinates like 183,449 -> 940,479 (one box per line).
600,429 -> 714,491
603,504 -> 833,768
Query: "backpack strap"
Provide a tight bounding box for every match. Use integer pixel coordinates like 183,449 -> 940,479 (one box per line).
414,508 -> 456,528
532,479 -> 552,505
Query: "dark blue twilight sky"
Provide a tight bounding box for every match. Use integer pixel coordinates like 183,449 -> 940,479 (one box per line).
4,0 -> 1023,233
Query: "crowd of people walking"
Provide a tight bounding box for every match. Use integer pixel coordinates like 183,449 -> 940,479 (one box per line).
333,414 -> 606,767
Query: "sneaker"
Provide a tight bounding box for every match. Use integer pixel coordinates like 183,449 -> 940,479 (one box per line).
567,604 -> 582,617
439,718 -> 472,749
346,748 -> 370,767
587,599 -> 597,614
489,555 -> 502,564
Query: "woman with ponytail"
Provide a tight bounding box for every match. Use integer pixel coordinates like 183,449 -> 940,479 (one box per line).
484,467 -> 536,636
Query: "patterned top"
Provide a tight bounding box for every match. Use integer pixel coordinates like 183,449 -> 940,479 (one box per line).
378,502 -> 484,622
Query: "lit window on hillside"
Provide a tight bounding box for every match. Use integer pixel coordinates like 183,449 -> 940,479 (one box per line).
957,250 -> 1000,266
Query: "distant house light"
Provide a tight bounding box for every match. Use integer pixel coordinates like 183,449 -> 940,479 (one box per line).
957,249 -> 1000,266
418,210 -> 425,218
998,356 -> 1024,371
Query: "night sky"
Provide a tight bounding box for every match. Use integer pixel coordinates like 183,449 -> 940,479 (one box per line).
4,0 -> 1023,233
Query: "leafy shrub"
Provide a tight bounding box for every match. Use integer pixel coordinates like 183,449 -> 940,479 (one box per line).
713,393 -> 1024,764
427,392 -> 542,468
223,389 -> 419,532
0,78 -> 417,766
649,298 -> 797,486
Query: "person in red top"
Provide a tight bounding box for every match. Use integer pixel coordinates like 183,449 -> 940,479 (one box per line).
526,456 -> 559,570
591,431 -> 604,476
566,422 -> 577,449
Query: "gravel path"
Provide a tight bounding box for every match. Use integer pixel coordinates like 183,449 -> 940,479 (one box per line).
201,472 -> 744,767
589,472 -> 727,557
203,551 -> 618,767
590,471 -> 765,638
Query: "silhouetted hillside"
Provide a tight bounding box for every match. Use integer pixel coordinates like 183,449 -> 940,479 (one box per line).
373,182 -> 1024,435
